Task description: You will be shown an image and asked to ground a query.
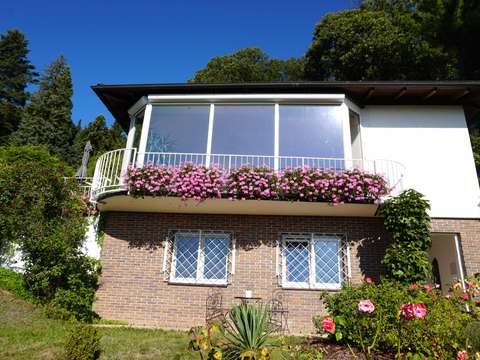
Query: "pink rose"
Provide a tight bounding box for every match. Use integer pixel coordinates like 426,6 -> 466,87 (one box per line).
461,292 -> 469,300
364,277 -> 373,284
321,317 -> 335,334
457,350 -> 468,360
413,303 -> 427,319
358,299 -> 375,313
400,304 -> 415,320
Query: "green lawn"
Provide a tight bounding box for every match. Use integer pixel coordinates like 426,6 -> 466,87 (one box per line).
0,289 -> 192,359
0,289 -> 307,359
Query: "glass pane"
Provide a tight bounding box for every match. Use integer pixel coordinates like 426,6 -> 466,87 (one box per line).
314,238 -> 340,284
284,241 -> 310,283
174,233 -> 199,280
147,105 -> 210,154
203,235 -> 229,280
211,105 -> 274,156
279,105 -> 344,159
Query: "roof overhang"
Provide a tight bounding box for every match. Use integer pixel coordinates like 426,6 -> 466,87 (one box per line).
91,81 -> 480,131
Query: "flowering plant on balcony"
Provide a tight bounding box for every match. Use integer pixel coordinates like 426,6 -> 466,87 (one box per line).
127,163 -> 389,204
226,165 -> 278,200
278,167 -> 389,204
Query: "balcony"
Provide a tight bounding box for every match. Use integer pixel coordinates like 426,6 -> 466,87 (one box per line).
90,148 -> 406,217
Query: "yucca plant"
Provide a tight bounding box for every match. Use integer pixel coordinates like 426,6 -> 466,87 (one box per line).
223,303 -> 272,360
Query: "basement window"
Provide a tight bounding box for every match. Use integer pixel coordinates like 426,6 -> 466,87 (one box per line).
163,230 -> 235,285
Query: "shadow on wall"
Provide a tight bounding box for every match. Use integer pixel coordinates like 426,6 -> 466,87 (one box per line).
355,233 -> 391,282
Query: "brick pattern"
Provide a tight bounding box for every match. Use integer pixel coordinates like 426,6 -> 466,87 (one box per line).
94,212 -> 480,334
431,218 -> 480,276
94,212 -> 389,334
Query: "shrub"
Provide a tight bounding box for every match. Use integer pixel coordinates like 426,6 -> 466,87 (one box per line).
0,267 -> 34,301
378,189 -> 432,283
315,279 -> 480,359
0,146 -> 99,321
64,323 -> 101,360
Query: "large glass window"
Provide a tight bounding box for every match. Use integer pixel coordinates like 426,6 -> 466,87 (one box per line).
281,234 -> 344,290
279,105 -> 344,158
211,105 -> 274,155
147,105 -> 210,153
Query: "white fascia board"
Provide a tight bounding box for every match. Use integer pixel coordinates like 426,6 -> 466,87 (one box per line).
147,93 -> 345,104
128,96 -> 148,116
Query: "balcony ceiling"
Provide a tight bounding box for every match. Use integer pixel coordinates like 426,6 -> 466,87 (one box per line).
92,81 -> 480,131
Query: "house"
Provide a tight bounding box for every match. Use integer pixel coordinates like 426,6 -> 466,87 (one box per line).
90,81 -> 480,334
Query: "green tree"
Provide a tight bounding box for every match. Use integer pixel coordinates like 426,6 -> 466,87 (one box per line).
304,9 -> 450,80
71,114 -> 126,173
191,47 -> 304,83
12,55 -> 76,162
0,29 -> 37,144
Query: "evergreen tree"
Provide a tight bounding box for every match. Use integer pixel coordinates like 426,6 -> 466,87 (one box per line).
12,55 -> 75,162
71,114 -> 126,174
0,29 -> 37,144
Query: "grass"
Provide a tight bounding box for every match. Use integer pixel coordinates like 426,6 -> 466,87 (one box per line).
0,289 -> 191,359
0,289 -> 306,359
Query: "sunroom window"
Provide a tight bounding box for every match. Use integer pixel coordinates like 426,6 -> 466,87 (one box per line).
164,230 -> 235,285
278,233 -> 348,290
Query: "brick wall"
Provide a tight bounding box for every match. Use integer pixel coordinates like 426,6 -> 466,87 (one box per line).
94,212 -> 389,334
431,218 -> 480,276
94,212 -> 480,334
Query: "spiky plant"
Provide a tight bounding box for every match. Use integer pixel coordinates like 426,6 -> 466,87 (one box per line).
223,303 -> 272,360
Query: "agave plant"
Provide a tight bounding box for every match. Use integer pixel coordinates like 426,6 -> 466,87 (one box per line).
223,303 -> 272,360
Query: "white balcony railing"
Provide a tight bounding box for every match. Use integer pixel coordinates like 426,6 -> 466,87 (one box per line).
90,148 -> 406,201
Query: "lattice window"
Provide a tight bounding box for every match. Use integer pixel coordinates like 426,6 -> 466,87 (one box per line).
276,233 -> 350,290
162,230 -> 235,285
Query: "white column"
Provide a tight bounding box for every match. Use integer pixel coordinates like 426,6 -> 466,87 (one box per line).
274,103 -> 280,171
120,116 -> 136,177
205,104 -> 215,167
136,103 -> 153,166
340,102 -> 353,169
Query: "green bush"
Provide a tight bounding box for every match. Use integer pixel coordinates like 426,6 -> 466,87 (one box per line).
0,145 -> 98,321
64,323 -> 101,360
315,279 -> 480,359
378,189 -> 432,283
0,267 -> 34,301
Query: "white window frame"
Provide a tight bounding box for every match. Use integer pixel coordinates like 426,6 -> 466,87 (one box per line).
279,233 -> 347,290
168,230 -> 234,286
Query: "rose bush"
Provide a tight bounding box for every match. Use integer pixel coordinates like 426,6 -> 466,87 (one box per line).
127,163 -> 389,204
314,277 -> 480,359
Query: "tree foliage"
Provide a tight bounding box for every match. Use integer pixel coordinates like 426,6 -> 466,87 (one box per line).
190,47 -> 304,83
304,9 -> 450,81
12,55 -> 76,162
71,114 -> 126,174
0,146 -> 98,321
378,189 -> 432,283
0,29 -> 36,144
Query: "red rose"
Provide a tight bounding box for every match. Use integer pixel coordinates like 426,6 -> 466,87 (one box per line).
321,317 -> 335,334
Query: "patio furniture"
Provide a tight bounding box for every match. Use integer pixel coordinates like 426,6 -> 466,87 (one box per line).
205,289 -> 228,324
268,290 -> 289,334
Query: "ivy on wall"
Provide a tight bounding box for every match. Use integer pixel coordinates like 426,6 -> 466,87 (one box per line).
378,189 -> 432,283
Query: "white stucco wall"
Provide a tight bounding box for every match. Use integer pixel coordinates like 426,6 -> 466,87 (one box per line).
360,105 -> 480,218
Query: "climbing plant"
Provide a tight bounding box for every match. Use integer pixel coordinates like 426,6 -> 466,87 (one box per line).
378,189 -> 432,283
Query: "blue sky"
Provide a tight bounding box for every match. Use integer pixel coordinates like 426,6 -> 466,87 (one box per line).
0,0 -> 354,126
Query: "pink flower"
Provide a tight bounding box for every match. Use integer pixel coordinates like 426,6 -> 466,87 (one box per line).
321,317 -> 335,334
358,299 -> 375,313
457,350 -> 469,360
364,277 -> 373,284
423,284 -> 433,292
413,303 -> 427,319
410,283 -> 419,290
461,292 -> 469,300
466,281 -> 475,290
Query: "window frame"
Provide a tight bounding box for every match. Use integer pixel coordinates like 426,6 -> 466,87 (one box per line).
167,230 -> 234,286
279,233 -> 348,290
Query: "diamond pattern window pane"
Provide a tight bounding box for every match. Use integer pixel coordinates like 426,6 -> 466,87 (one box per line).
314,238 -> 340,284
174,233 -> 199,279
285,241 -> 310,283
203,235 -> 229,280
